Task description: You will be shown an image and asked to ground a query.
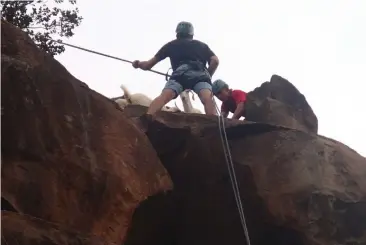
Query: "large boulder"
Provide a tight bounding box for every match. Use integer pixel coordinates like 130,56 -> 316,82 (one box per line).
1,20 -> 172,245
2,19 -> 365,245
124,105 -> 366,245
245,75 -> 318,134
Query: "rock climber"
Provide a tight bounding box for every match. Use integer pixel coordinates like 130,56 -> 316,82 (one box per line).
132,21 -> 220,122
212,79 -> 247,120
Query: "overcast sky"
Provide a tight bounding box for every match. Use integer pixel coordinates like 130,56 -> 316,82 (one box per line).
55,0 -> 366,156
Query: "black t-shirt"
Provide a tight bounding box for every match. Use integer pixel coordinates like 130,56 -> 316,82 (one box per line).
154,39 -> 216,70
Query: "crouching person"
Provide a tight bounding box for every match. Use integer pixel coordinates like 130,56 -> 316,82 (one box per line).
212,79 -> 247,120
132,21 -> 219,124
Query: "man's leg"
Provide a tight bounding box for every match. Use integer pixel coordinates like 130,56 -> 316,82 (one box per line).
146,80 -> 183,115
193,82 -> 217,116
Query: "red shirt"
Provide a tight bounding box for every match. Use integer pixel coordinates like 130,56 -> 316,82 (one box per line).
221,90 -> 247,113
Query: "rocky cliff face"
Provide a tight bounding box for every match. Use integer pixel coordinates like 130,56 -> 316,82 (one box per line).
1,20 -> 172,245
2,20 -> 366,245
123,106 -> 366,245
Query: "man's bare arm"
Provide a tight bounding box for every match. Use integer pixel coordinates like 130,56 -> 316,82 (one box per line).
137,57 -> 159,70
207,55 -> 219,77
232,102 -> 245,119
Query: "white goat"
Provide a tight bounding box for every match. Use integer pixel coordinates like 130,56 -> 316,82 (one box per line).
175,89 -> 203,114
114,84 -> 180,112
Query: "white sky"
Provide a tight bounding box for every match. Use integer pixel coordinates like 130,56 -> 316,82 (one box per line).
55,0 -> 366,157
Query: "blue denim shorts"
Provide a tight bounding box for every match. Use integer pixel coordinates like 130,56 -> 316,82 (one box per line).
163,64 -> 212,98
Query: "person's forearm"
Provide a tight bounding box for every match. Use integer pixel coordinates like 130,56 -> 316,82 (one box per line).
138,61 -> 151,70
207,57 -> 219,76
138,57 -> 158,70
232,103 -> 245,119
207,65 -> 218,77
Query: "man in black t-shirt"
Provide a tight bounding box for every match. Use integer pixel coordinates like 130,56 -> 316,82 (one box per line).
132,21 -> 220,118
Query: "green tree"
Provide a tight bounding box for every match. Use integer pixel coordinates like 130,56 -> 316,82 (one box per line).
1,0 -> 83,56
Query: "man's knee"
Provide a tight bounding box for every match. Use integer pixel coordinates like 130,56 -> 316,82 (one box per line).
163,80 -> 183,99
198,88 -> 217,115
198,89 -> 213,103
194,82 -> 213,100
159,88 -> 176,103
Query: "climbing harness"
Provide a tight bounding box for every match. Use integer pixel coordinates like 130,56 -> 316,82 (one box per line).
45,38 -> 252,245
165,67 -> 172,81
168,61 -> 212,91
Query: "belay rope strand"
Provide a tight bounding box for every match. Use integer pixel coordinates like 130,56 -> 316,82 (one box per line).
47,38 -> 252,245
45,38 -> 170,77
214,103 -> 252,245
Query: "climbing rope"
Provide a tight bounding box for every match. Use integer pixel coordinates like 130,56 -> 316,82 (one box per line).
214,101 -> 252,245
46,38 -> 252,245
45,38 -> 170,78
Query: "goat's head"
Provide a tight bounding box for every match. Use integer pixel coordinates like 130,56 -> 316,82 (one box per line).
181,89 -> 195,101
180,90 -> 189,100
115,98 -> 129,109
110,95 -> 126,101
165,105 -> 181,112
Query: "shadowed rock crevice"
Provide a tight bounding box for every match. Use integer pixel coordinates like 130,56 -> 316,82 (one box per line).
1,197 -> 18,213
123,192 -> 178,245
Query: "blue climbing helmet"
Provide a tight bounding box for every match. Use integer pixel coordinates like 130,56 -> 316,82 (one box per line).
176,21 -> 194,36
212,79 -> 229,95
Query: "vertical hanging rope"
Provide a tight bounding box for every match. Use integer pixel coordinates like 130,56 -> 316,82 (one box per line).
214,100 -> 252,245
